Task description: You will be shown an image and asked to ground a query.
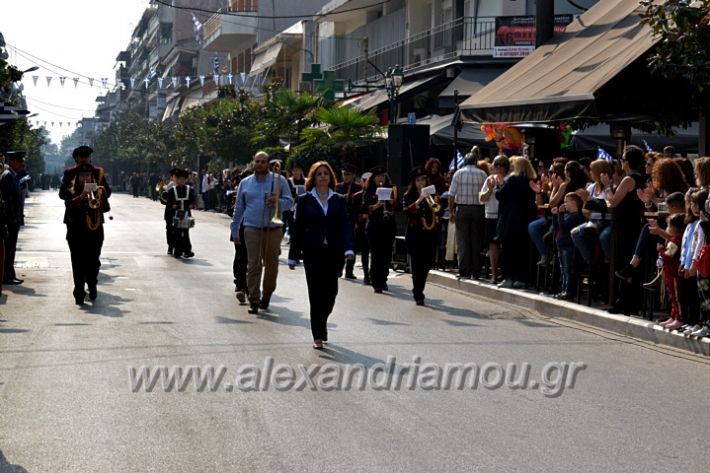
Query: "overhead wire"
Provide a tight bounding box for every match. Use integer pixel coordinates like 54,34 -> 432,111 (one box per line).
152,0 -> 393,19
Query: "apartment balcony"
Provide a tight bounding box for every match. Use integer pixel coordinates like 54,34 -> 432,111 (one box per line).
324,16 -> 497,83
203,10 -> 258,52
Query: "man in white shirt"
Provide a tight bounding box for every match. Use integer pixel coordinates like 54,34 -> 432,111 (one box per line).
449,153 -> 487,279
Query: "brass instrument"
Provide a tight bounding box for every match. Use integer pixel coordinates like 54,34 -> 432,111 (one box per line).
270,161 -> 284,226
422,193 -> 440,231
426,194 -> 441,213
88,190 -> 100,209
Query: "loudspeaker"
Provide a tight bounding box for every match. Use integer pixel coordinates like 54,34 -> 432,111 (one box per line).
386,124 -> 431,190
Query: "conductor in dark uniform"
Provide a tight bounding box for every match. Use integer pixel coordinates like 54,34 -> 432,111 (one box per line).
0,151 -> 26,286
334,163 -> 362,280
58,146 -> 111,305
288,161 -> 354,349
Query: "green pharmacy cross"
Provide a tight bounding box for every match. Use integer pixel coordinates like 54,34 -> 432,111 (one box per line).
301,64 -> 344,102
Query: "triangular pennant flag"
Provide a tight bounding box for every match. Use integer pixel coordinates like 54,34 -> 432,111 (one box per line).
144,77 -> 150,89
59,76 -> 66,87
213,74 -> 220,85
31,75 -> 38,86
59,122 -> 63,127
51,121 -> 54,127
101,78 -> 108,88
228,73 -> 234,85
73,77 -> 80,87
120,81 -> 126,90
239,72 -> 245,85
185,76 -> 191,86
597,147 -> 614,162
171,76 -> 177,88
130,78 -> 136,89
43,121 -> 47,126
157,77 -> 164,89
46,76 -> 53,87
88,78 -> 94,87
199,75 -> 205,86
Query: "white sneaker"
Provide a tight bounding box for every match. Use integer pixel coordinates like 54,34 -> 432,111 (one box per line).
683,324 -> 701,335
690,326 -> 710,338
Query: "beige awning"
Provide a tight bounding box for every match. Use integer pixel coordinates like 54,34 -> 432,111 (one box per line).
250,43 -> 283,75
460,0 -> 662,123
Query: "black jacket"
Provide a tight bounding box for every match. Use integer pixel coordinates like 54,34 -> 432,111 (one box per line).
288,192 -> 354,264
0,168 -> 21,225
58,165 -> 112,225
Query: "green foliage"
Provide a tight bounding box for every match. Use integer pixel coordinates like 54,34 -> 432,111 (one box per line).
641,0 -> 710,103
297,106 -> 382,169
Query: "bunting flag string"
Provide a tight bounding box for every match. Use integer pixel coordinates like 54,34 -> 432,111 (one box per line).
23,72 -> 266,92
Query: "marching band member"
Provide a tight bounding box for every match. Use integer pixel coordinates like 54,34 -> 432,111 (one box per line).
161,168 -> 177,256
288,161 -> 354,349
231,151 -> 293,314
166,169 -> 196,259
58,146 -> 111,305
363,165 -> 397,294
335,163 -> 363,280
404,167 -> 441,305
353,172 -> 372,284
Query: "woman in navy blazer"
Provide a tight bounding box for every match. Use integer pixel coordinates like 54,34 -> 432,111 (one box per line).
288,161 -> 354,349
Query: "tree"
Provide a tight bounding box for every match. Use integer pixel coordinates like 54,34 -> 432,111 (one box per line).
296,106 -> 382,171
641,0 -> 710,152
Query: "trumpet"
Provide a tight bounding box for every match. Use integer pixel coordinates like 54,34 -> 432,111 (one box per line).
426,194 -> 441,213
270,161 -> 283,225
88,190 -> 100,209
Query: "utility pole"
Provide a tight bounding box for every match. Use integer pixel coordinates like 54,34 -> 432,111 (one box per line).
535,0 -> 555,47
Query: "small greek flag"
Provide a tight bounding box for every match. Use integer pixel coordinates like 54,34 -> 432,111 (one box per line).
643,139 -> 653,153
192,14 -> 203,44
597,147 -> 613,162
449,150 -> 465,170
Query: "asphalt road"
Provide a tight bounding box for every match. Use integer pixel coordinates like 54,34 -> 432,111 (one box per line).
0,191 -> 708,473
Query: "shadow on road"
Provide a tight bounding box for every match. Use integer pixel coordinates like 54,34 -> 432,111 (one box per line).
215,315 -> 252,325
80,292 -> 132,318
0,449 -> 29,472
1,285 -> 46,299
316,344 -> 392,370
368,318 -> 409,326
422,299 -> 486,320
0,328 -> 30,334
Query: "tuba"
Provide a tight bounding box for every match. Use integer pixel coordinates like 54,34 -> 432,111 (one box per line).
270,161 -> 284,225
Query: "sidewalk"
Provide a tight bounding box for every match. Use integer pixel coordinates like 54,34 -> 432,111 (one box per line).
428,270 -> 710,357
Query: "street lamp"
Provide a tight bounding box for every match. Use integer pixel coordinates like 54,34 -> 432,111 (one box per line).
384,64 -> 403,124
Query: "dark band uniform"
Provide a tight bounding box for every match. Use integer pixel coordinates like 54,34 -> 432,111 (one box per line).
404,170 -> 441,304
58,163 -> 111,304
363,166 -> 397,293
166,181 -> 196,258
334,179 -> 363,278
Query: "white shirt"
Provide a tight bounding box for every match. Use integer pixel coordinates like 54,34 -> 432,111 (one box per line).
310,187 -> 334,215
479,175 -> 499,219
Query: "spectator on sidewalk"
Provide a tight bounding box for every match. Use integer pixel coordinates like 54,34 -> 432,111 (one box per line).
479,155 -> 509,283
449,153 -> 487,279
0,151 -> 25,286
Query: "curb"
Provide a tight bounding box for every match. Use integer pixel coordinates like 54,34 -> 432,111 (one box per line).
428,271 -> 710,357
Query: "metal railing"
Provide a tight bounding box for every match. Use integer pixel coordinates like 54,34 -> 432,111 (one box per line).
325,16 -> 497,83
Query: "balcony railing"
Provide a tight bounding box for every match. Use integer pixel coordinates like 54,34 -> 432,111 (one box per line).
324,16 -> 497,83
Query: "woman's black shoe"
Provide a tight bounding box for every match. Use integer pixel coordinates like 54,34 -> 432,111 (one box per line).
614,264 -> 636,282
374,288 -> 383,294
415,299 -> 425,306
248,304 -> 259,314
88,287 -> 97,301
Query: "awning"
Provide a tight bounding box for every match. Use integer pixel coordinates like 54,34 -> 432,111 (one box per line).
416,114 -> 489,148
460,0 -> 660,123
250,43 -> 283,75
571,123 -> 699,154
352,74 -> 443,112
438,66 -> 510,109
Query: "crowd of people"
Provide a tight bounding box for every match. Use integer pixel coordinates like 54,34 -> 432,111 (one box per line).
3,142 -> 710,347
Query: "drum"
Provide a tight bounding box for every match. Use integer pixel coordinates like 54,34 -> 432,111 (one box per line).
172,210 -> 195,229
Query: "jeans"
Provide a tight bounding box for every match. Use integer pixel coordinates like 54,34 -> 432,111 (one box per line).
558,244 -> 577,295
599,225 -> 612,260
571,221 -> 610,265
528,216 -> 550,258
